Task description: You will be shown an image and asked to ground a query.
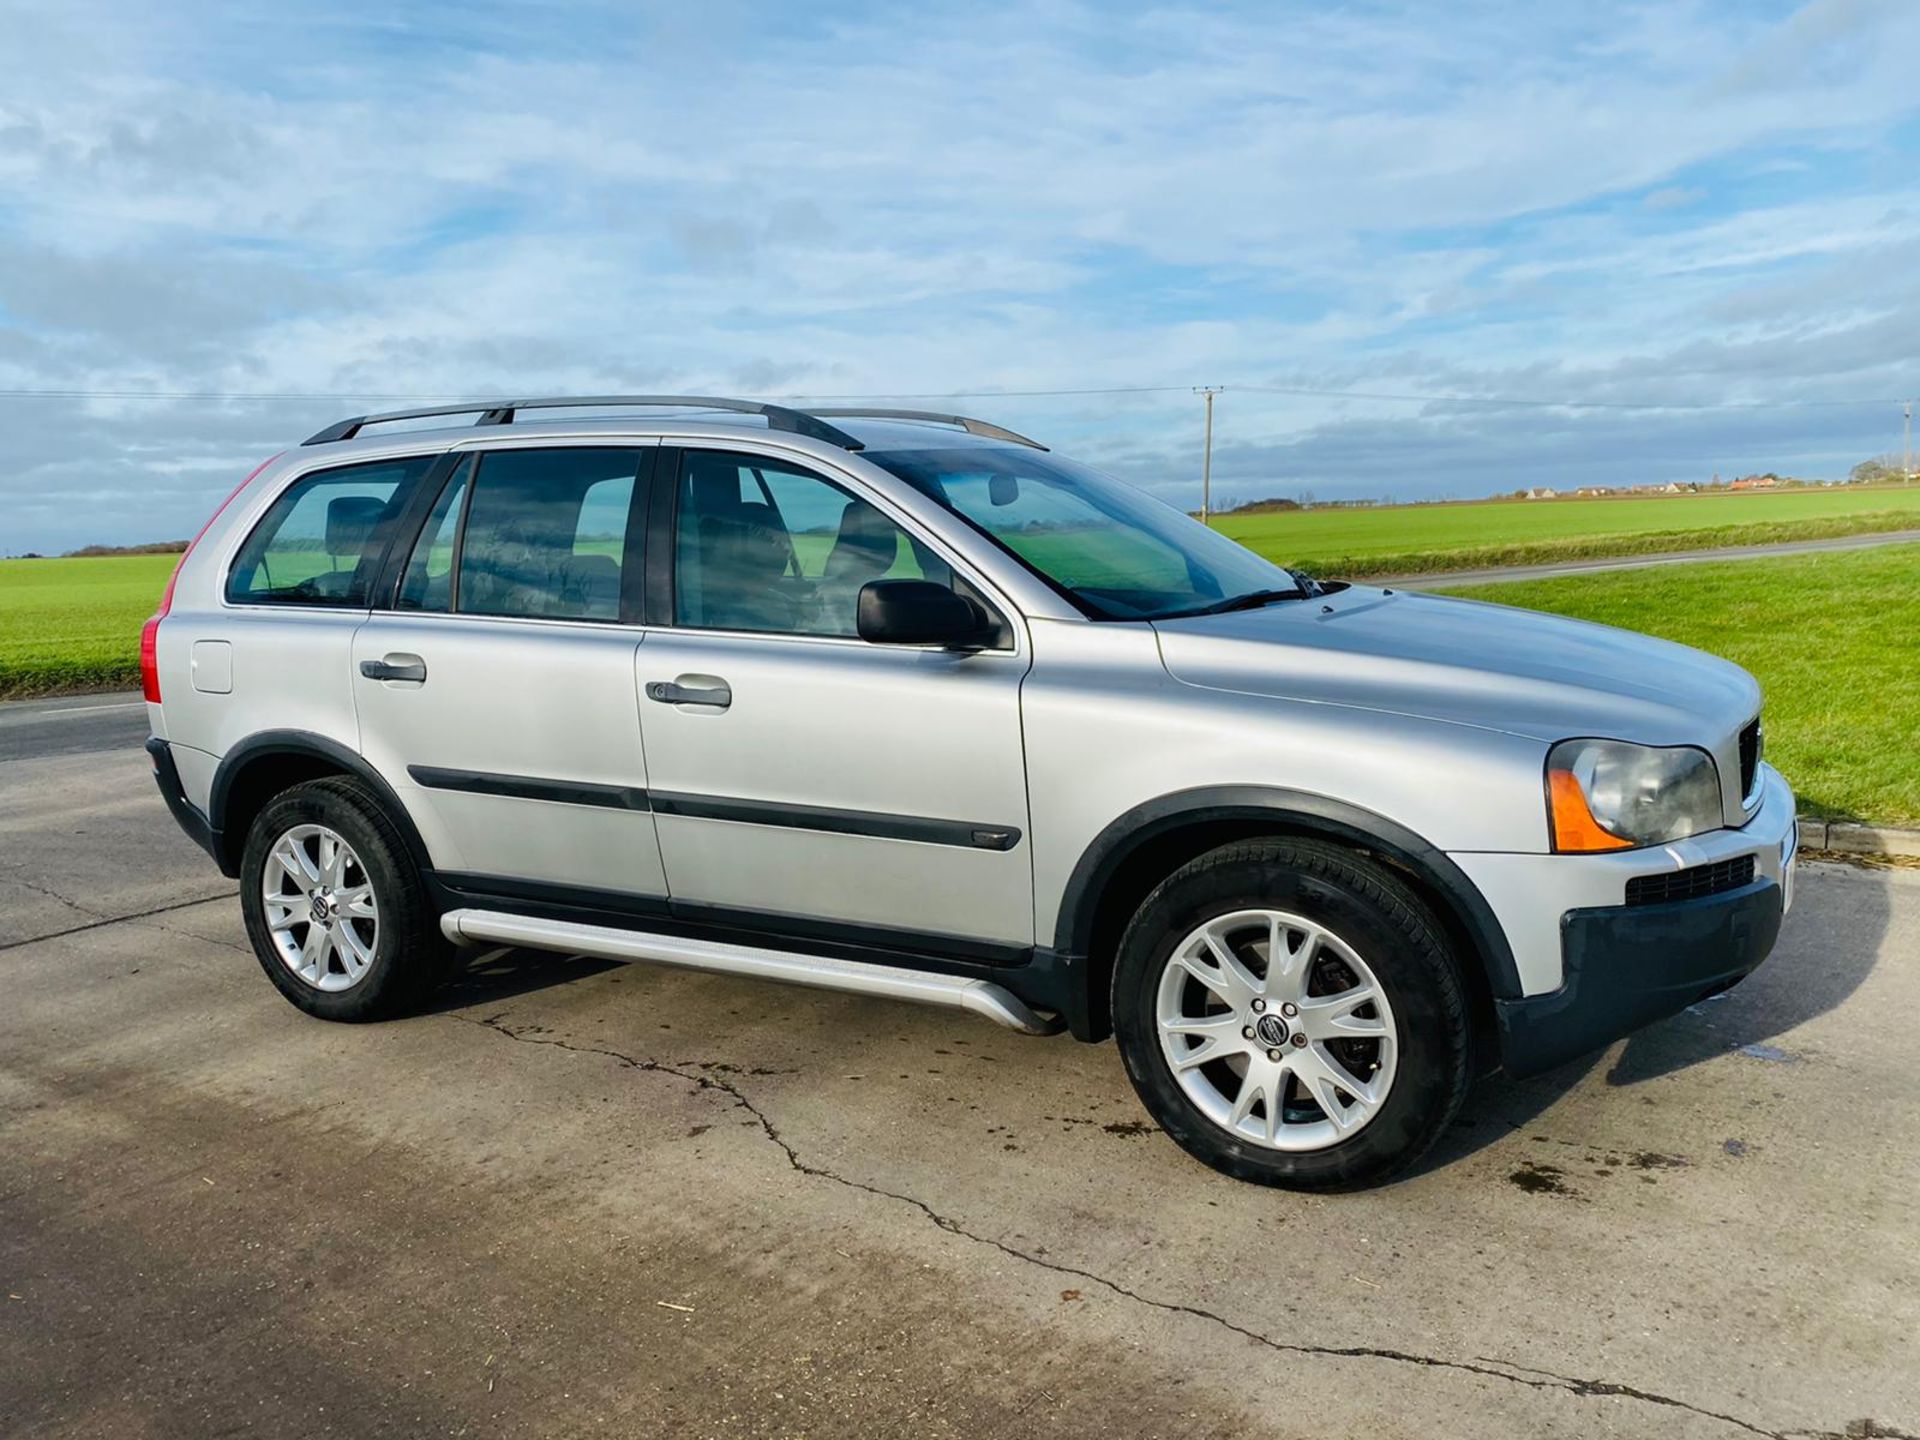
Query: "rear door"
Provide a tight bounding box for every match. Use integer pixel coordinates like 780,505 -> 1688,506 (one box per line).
174,452 -> 442,794
352,442 -> 668,900
633,445 -> 1034,953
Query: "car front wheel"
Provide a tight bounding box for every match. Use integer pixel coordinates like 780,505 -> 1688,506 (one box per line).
1112,837 -> 1471,1189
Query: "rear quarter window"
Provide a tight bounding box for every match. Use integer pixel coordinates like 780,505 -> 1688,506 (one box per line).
226,456 -> 438,607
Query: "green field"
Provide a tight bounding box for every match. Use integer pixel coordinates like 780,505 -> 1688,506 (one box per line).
1,554 -> 178,697
1220,483 -> 1920,576
1439,543 -> 1920,827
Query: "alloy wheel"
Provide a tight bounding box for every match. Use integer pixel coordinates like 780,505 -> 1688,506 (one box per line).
1155,908 -> 1398,1151
260,823 -> 380,993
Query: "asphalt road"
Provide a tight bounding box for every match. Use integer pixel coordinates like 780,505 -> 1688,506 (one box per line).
1381,525 -> 1920,588
0,692 -> 149,763
2,707 -> 1916,1438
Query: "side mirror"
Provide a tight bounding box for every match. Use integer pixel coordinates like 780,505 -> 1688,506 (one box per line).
856,579 -> 991,648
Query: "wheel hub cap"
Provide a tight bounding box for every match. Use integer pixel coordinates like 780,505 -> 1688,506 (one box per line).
1155,908 -> 1399,1153
261,824 -> 379,994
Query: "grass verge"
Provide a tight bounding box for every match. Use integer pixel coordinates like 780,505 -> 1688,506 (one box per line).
1438,543 -> 1920,828
1277,508 -> 1920,579
1215,482 -> 1920,570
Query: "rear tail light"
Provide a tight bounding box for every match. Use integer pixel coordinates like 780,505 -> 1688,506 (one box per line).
139,612 -> 165,702
140,454 -> 281,705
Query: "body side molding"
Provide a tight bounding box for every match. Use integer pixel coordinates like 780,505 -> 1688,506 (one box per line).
650,791 -> 1020,851
410,766 -> 650,812
405,766 -> 1022,850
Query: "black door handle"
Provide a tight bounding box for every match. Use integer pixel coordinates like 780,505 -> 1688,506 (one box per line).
646,678 -> 731,708
360,655 -> 428,683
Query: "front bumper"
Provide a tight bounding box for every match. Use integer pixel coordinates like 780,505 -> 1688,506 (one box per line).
1461,762 -> 1797,1077
1453,763 -> 1796,997
1493,875 -> 1784,1076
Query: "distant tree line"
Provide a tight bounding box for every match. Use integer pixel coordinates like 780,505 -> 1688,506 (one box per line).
8,540 -> 191,559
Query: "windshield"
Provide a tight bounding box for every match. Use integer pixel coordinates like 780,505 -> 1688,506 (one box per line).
866,446 -> 1301,620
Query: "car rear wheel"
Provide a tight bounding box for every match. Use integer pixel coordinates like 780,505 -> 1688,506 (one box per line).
1112,837 -> 1470,1189
239,776 -> 452,1021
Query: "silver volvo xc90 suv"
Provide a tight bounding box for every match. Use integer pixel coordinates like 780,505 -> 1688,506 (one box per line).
143,397 -> 1796,1188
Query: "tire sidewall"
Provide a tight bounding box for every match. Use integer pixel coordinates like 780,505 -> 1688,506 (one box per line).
1113,845 -> 1466,1189
239,782 -> 427,1021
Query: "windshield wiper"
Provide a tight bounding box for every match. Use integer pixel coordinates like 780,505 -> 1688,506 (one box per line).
1166,585 -> 1308,619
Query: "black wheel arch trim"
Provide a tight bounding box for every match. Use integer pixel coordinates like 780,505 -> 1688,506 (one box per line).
1052,785 -> 1523,1009
207,730 -> 434,880
147,737 -> 222,867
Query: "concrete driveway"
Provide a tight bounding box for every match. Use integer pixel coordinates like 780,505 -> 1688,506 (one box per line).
2,702 -> 1915,1438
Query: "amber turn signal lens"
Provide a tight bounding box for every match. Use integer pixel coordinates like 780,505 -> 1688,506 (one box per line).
1548,769 -> 1633,852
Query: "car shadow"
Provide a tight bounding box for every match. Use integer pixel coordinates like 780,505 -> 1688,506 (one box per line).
1414,861 -> 1891,1173
1414,1052 -> 1602,1174
1603,863 -> 1889,1084
420,866 -> 1890,1180
424,945 -> 624,1013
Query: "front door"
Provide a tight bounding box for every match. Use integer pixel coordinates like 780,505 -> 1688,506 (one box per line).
353,442 -> 668,899
635,446 -> 1033,953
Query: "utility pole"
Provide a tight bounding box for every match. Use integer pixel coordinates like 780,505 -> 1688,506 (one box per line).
1195,386 -> 1223,523
1905,401 -> 1913,481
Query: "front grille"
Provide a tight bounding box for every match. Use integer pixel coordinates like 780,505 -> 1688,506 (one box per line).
1625,855 -> 1755,907
1738,718 -> 1762,802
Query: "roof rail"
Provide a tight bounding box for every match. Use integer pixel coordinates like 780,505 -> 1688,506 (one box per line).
807,407 -> 1047,450
301,395 -> 865,450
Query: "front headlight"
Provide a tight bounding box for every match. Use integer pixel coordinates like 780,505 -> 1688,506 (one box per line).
1546,738 -> 1723,852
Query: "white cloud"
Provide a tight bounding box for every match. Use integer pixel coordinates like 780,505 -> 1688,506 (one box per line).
2,0 -> 1919,550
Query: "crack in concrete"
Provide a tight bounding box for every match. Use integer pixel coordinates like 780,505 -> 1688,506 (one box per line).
449,1009 -> 1832,1440
0,891 -> 235,954
132,915 -> 254,956
5,875 -> 109,919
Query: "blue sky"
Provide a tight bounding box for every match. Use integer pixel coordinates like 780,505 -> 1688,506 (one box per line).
3,0 -> 1920,552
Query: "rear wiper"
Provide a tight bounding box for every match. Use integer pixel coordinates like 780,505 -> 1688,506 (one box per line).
1174,585 -> 1308,618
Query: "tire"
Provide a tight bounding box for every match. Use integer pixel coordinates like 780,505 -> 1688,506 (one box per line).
1112,837 -> 1470,1190
238,775 -> 453,1022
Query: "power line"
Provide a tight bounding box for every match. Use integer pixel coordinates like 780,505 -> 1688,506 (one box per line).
0,388 -> 485,403
0,382 -> 1911,412
777,385 -> 1193,400
0,384 -> 1194,404
1227,385 -> 1905,411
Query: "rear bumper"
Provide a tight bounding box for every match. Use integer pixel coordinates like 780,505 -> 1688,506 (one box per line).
1494,876 -> 1784,1077
147,737 -> 225,871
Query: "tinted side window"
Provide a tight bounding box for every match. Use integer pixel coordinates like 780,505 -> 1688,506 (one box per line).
227,455 -> 437,606
397,457 -> 472,612
454,448 -> 644,621
673,451 -> 945,637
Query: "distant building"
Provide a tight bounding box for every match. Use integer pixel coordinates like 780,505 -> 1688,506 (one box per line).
1729,474 -> 1778,491
1524,486 -> 1557,500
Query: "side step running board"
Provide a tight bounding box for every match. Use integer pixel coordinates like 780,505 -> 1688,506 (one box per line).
440,909 -> 1064,1036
